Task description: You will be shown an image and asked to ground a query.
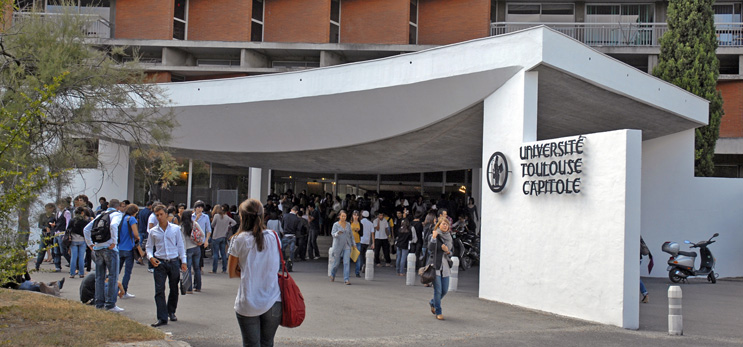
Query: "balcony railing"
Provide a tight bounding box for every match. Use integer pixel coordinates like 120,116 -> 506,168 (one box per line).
12,12 -> 110,39
491,22 -> 743,47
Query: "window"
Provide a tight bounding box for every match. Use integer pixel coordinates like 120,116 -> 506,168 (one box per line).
491,0 -> 498,23
506,3 -> 574,22
713,4 -> 742,23
64,138 -> 99,169
17,0 -> 43,11
252,0 -> 264,42
173,0 -> 187,40
330,0 -> 340,43
409,0 -> 418,44
585,4 -> 654,23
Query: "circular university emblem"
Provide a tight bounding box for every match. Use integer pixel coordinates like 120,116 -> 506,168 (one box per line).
487,152 -> 508,193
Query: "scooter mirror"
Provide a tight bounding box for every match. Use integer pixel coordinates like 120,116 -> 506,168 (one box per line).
713,233 -> 719,237
684,240 -> 692,244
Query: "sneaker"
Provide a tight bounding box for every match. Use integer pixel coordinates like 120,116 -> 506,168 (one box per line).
108,306 -> 125,313
147,268 -> 154,273
123,292 -> 135,299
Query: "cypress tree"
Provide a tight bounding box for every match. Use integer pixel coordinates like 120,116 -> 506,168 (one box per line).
653,0 -> 724,176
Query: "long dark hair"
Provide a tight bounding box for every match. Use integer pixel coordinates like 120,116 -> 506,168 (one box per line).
238,198 -> 267,252
180,210 -> 194,240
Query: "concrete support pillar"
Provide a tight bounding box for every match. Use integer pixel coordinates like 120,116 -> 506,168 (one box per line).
739,55 -> 743,75
248,167 -> 264,201
241,49 -> 269,68
648,55 -> 659,74
187,159 -> 193,208
127,147 -> 135,201
471,168 -> 482,233
162,47 -> 196,66
320,50 -> 345,67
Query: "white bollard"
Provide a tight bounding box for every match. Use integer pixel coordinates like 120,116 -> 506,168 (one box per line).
668,285 -> 683,335
448,257 -> 459,292
365,249 -> 374,281
406,253 -> 416,285
328,247 -> 335,277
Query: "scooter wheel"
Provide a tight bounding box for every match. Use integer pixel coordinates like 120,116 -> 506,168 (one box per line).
669,269 -> 683,283
708,272 -> 716,284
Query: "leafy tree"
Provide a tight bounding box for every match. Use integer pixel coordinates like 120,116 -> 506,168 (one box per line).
0,1 -> 176,285
653,0 -> 724,176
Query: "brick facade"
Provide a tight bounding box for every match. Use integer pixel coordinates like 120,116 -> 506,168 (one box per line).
418,0 -> 490,45
264,0 -> 330,43
340,0 -> 409,44
188,0 -> 250,42
718,81 -> 743,138
146,72 -> 172,83
115,0 -> 173,40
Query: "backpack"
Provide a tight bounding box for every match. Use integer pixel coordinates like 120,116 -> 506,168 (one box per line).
90,210 -> 113,243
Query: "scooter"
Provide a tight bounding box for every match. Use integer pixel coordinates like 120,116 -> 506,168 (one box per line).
661,233 -> 719,284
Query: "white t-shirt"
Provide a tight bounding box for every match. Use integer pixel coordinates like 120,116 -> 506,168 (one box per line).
360,218 -> 374,244
148,213 -> 157,228
373,218 -> 388,240
228,230 -> 282,317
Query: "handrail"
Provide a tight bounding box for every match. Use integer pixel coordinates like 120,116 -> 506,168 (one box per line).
12,12 -> 111,39
491,22 -> 743,47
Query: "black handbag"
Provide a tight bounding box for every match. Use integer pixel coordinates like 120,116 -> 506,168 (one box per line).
418,237 -> 438,285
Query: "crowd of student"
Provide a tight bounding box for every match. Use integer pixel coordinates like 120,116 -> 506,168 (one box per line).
24,189 -> 477,344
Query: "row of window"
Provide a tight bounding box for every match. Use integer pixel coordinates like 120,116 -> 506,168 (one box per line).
171,0 -> 419,44
504,3 -> 742,23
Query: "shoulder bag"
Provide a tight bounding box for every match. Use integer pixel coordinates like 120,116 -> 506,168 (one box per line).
271,230 -> 306,328
418,236 -> 438,285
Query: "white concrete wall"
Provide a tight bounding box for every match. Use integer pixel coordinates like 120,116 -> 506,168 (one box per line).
67,140 -> 131,204
641,130 -> 743,278
479,70 -> 642,329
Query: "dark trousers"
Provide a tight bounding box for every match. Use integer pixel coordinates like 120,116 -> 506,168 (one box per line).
374,239 -> 391,265
236,301 -> 282,347
307,227 -> 320,258
153,258 -> 180,322
199,244 -> 206,267
294,234 -> 307,260
85,247 -> 92,272
34,233 -> 50,270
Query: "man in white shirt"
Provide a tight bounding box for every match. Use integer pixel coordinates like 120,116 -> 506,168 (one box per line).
83,199 -> 123,312
372,211 -> 392,267
147,205 -> 187,327
358,211 -> 374,274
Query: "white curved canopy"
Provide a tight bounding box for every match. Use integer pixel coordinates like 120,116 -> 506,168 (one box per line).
154,26 -> 707,173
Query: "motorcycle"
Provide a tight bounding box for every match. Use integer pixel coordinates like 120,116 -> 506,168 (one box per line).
451,223 -> 479,270
661,233 -> 719,283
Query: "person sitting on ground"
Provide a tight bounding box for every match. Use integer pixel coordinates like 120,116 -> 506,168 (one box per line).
79,271 -> 124,305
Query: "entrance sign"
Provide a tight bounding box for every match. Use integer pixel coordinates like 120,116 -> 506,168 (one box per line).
487,152 -> 508,192
519,135 -> 586,196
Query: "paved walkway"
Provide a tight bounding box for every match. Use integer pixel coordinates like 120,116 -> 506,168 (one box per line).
30,239 -> 743,346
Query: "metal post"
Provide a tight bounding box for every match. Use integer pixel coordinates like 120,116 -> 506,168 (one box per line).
406,253 -> 416,285
328,247 -> 335,278
448,257 -> 459,292
442,171 -> 447,194
365,249 -> 374,280
668,285 -> 683,335
376,174 -> 381,193
420,172 -> 424,196
186,159 -> 193,209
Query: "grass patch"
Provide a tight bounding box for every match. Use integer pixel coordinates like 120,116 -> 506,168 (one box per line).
0,288 -> 164,347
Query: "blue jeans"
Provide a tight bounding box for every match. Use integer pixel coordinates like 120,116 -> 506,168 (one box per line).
281,235 -> 296,262
396,247 -> 410,274
53,235 -> 69,270
186,247 -> 202,291
211,237 -> 227,273
118,249 -> 134,292
331,248 -> 351,282
355,243 -> 367,275
70,241 -> 86,276
94,248 -> 119,309
430,275 -> 450,315
236,301 -> 282,347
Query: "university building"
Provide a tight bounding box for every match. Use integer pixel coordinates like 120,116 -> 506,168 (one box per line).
11,0 -> 743,206
11,1 -> 743,330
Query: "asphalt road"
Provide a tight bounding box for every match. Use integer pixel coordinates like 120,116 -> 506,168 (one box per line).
29,238 -> 743,347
